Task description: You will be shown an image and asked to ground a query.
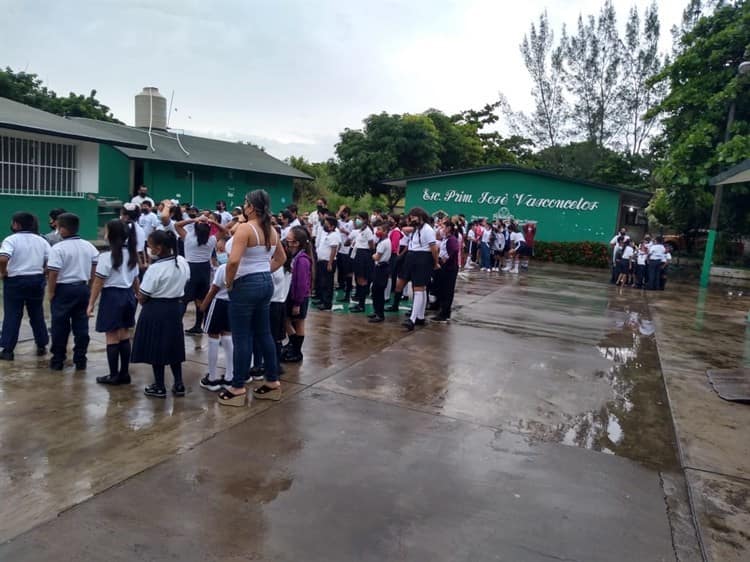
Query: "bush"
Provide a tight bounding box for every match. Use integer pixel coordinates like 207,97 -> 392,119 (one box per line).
533,241 -> 610,268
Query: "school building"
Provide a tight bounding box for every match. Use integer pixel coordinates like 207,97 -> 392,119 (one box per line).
385,166 -> 652,243
0,88 -> 310,240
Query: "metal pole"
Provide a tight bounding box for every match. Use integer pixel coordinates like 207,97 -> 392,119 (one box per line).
699,101 -> 735,288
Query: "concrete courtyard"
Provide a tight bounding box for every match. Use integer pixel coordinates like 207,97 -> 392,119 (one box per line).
0,265 -> 746,561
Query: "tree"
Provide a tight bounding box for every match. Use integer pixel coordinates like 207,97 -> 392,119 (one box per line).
424,110 -> 484,171
519,11 -> 567,148
648,1 -> 750,242
0,67 -> 120,122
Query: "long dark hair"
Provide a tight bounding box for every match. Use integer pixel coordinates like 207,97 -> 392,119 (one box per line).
246,189 -> 273,250
107,219 -> 138,270
356,211 -> 370,230
194,221 -> 210,246
149,230 -> 180,267
288,225 -> 314,289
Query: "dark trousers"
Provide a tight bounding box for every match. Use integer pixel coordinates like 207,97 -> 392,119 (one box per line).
635,264 -> 646,288
0,274 -> 48,352
389,253 -> 400,289
336,253 -> 352,293
317,261 -> 336,308
50,283 -> 90,366
371,263 -> 390,318
646,260 -> 662,290
438,267 -> 459,318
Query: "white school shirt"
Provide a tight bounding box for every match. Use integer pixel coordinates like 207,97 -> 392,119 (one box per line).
408,224 -> 436,252
467,229 -> 476,242
271,267 -> 291,303
281,218 -> 301,239
510,231 -> 526,250
375,238 -> 391,263
337,220 -> 353,255
218,211 -> 233,225
353,227 -> 374,250
438,238 -> 449,261
481,228 -> 492,244
211,264 -> 230,300
0,232 -> 50,277
133,222 -> 146,254
621,246 -> 634,261
139,255 -> 190,299
399,233 -> 410,251
636,247 -> 648,266
155,220 -> 178,236
648,244 -> 666,262
47,237 -> 99,284
184,232 -> 217,263
309,210 -> 320,239
663,252 -> 672,264
138,212 -> 160,239
493,232 -> 505,252
318,230 -> 340,262
95,250 -> 139,288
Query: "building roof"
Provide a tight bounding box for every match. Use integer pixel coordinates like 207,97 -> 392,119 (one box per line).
0,97 -> 148,149
710,159 -> 750,186
381,164 -> 652,202
72,118 -> 312,180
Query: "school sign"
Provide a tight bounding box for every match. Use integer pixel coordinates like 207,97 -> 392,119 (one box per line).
385,166 -> 650,243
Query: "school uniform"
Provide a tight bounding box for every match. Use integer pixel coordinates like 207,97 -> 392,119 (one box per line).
203,265 -> 231,335
94,251 -> 138,333
511,231 -> 531,257
635,246 -> 648,288
138,212 -> 161,242
0,231 -> 51,356
316,230 -> 339,309
45,230 -> 63,246
370,237 -> 392,319
183,229 -> 217,305
647,244 -> 666,290
352,227 -> 375,281
131,255 -> 190,366
47,236 -> 99,369
400,224 -> 436,287
479,228 -> 492,269
336,219 -> 353,294
436,235 -> 460,320
270,267 -> 291,366
620,245 -> 634,280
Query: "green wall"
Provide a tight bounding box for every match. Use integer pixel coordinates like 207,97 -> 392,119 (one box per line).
98,145 -> 131,200
405,170 -> 621,242
0,195 -> 99,240
142,160 -> 293,213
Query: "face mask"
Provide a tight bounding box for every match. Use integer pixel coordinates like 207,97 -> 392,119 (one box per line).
376,230 -> 387,240
216,252 -> 228,265
355,219 -> 363,228
148,250 -> 161,260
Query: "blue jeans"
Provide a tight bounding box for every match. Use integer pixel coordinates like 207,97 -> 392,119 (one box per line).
480,242 -> 492,269
229,272 -> 277,387
0,274 -> 49,352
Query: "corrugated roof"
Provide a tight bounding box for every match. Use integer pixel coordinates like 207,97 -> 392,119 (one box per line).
0,97 -> 148,149
711,159 -> 750,186
381,164 -> 652,200
72,118 -> 312,180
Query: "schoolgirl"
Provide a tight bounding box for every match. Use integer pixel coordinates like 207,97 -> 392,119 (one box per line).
131,230 -> 191,398
350,212 -> 375,313
465,223 -> 477,269
198,263 -> 234,391
336,206 -> 354,302
87,219 -> 139,385
505,224 -> 529,274
316,216 -> 340,310
479,220 -> 493,271
398,208 -> 438,331
634,241 -> 649,289
120,203 -> 147,270
281,226 -> 313,363
176,215 -> 224,334
368,221 -> 392,323
387,222 -> 411,311
492,223 -> 505,271
433,221 -> 460,322
617,240 -> 635,286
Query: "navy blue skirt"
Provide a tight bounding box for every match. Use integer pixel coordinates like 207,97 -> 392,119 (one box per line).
203,298 -> 230,334
352,249 -> 374,280
96,287 -> 136,333
131,298 -> 185,365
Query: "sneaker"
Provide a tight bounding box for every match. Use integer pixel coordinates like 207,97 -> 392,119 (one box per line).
185,326 -> 203,335
510,267 -> 519,274
172,383 -> 186,397
144,384 -> 167,398
480,268 -> 488,271
501,266 -> 512,272
200,375 -> 224,391
492,267 -> 499,272
0,349 -> 14,361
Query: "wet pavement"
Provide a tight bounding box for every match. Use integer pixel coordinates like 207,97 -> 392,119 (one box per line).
0,266 -> 711,561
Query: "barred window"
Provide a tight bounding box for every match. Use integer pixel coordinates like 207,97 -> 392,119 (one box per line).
0,135 -> 80,198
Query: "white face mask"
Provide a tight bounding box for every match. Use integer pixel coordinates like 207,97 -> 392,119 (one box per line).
149,250 -> 161,260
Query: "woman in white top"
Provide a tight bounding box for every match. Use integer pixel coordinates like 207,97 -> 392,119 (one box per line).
176,215 -> 225,334
350,211 -> 375,313
220,189 -> 286,406
87,219 -> 140,386
397,208 -> 439,330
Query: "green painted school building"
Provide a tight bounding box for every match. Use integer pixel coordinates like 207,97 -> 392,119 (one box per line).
385,166 -> 651,243
0,96 -> 310,240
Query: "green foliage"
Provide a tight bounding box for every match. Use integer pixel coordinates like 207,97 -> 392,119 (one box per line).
534,241 -> 611,268
0,67 -> 120,122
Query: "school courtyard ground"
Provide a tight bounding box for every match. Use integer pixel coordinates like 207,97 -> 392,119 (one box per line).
0,265 -> 747,561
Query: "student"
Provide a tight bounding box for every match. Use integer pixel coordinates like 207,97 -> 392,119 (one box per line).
464,221 -> 476,269
387,220 -> 410,311
647,236 -> 667,291
138,200 -> 161,242
215,200 -> 233,225
0,212 -> 50,360
198,263 -> 234,391
350,212 -> 375,313
46,213 -> 99,371
634,241 -> 649,289
505,224 -> 529,274
398,208 -> 439,331
282,226 -> 313,363
492,223 -> 505,271
176,215 -> 220,334
270,243 -> 291,374
609,228 -> 630,283
368,221 -> 392,323
479,220 -> 493,271
616,239 -> 634,286
433,221 -> 460,322
86,219 -> 139,385
121,203 -> 147,269
131,230 -> 190,398
45,208 -> 66,246
316,216 -> 339,310
336,206 -> 354,301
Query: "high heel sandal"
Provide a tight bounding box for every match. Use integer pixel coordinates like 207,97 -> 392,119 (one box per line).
253,384 -> 281,401
217,388 -> 247,407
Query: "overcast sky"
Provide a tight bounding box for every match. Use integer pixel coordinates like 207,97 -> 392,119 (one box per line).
1,0 -> 684,162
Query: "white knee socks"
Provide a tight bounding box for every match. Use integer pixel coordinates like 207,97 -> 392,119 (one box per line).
221,335 -> 234,382
207,337 -> 220,378
411,291 -> 426,323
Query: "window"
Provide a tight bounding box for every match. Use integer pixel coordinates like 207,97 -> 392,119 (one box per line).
0,135 -> 79,197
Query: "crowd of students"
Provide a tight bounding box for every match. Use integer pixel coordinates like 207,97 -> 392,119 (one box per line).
609,227 -> 673,290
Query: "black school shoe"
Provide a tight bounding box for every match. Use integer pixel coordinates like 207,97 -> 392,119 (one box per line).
415,319 -> 426,326
0,349 -> 14,361
172,383 -> 186,397
185,326 -> 203,335
144,384 -> 167,398
36,346 -> 46,356
349,305 -> 365,313
96,374 -> 132,385
49,361 -> 64,371
402,319 -> 415,331
75,361 -> 87,371
368,316 -> 384,323
280,352 -> 303,363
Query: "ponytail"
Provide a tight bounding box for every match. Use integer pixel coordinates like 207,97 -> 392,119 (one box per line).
125,221 -> 138,269
166,230 -> 179,266
245,189 -> 274,250
106,219 -> 138,271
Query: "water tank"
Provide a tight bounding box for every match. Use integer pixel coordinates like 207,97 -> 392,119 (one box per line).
134,87 -> 167,130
